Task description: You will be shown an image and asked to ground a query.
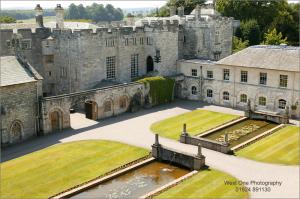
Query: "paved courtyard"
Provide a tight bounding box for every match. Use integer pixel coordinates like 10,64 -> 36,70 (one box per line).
2,100 -> 299,198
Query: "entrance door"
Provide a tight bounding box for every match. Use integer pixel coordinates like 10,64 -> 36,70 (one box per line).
146,56 -> 154,73
85,101 -> 98,120
50,111 -> 60,132
11,121 -> 22,143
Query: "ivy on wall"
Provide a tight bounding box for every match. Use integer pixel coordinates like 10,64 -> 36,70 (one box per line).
136,76 -> 175,105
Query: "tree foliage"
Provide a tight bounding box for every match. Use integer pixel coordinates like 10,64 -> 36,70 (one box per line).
262,28 -> 287,45
216,0 -> 299,46
0,16 -> 16,23
238,19 -> 260,45
65,3 -> 124,22
0,9 -> 55,20
167,0 -> 206,15
232,36 -> 249,53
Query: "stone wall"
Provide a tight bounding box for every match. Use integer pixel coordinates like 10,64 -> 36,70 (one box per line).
40,82 -> 145,134
1,81 -> 41,146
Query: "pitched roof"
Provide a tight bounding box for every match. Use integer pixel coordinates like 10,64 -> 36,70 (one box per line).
1,56 -> 37,86
217,45 -> 300,72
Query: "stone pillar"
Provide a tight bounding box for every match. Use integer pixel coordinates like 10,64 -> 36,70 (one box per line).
182,123 -> 187,135
197,143 -> 202,156
169,6 -> 176,16
152,134 -> 161,159
224,133 -> 229,145
55,4 -> 64,29
177,6 -> 184,17
35,4 -> 44,28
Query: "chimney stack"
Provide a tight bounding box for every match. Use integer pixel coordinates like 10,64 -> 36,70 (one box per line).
169,6 -> 176,16
55,4 -> 64,29
35,4 -> 44,28
177,6 -> 184,17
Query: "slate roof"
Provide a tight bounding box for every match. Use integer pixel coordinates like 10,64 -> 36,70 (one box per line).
217,45 -> 300,72
1,56 -> 37,86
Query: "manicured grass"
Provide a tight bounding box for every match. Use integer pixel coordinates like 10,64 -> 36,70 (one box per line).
236,125 -> 300,165
151,110 -> 239,140
155,169 -> 249,199
1,140 -> 149,198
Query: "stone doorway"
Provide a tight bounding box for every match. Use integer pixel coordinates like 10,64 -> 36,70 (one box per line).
50,111 -> 62,132
146,56 -> 154,73
85,100 -> 98,120
10,121 -> 22,143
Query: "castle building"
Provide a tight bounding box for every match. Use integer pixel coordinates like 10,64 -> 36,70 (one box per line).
1,4 -> 299,146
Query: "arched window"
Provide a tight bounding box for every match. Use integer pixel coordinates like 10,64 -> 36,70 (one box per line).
258,97 -> 267,106
10,121 -> 22,142
278,99 -> 287,109
240,94 -> 247,103
119,96 -> 127,109
223,91 -> 229,101
191,86 -> 197,95
207,89 -> 213,98
104,101 -> 112,112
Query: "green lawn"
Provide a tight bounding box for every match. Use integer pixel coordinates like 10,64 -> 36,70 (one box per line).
151,110 -> 239,140
155,169 -> 249,199
1,140 -> 149,198
236,125 -> 299,165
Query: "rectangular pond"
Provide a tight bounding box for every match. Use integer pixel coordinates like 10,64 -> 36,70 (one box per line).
201,119 -> 278,147
71,161 -> 189,198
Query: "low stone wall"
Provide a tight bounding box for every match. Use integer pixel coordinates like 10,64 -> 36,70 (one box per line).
247,110 -> 289,124
152,134 -> 205,170
180,134 -> 231,154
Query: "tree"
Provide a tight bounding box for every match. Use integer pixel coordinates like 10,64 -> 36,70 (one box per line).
77,4 -> 87,19
239,19 -> 261,45
0,16 -> 16,23
262,28 -> 287,45
167,0 -> 206,15
66,3 -> 80,19
232,36 -> 249,53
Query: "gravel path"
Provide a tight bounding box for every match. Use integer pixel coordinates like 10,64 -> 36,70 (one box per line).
2,100 -> 299,198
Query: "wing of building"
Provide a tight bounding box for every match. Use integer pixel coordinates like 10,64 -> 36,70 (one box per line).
0,56 -> 43,146
178,45 -> 300,117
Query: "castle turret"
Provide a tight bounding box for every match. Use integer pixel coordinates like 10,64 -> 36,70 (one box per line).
177,6 -> 184,17
55,4 -> 64,29
169,6 -> 176,16
35,4 -> 44,28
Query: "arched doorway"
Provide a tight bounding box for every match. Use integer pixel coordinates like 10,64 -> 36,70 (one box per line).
146,56 -> 154,73
85,100 -> 98,120
50,110 -> 63,132
10,121 -> 22,143
174,83 -> 182,98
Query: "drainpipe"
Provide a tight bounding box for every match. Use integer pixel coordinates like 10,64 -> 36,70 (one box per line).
200,65 -> 203,101
68,38 -> 71,93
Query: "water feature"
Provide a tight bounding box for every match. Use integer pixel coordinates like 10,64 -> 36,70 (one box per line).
71,161 -> 189,199
201,119 -> 277,147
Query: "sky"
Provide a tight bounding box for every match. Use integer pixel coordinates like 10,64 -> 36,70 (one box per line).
1,0 -> 298,10
1,1 -> 168,10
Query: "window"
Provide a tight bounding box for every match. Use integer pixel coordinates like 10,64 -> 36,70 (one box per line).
106,56 -> 116,79
140,37 -> 144,45
49,71 -> 52,77
60,67 -> 67,77
131,54 -> 139,78
223,91 -> 229,101
279,75 -> 288,88
183,36 -> 186,43
146,37 -> 152,45
207,70 -> 213,79
21,39 -> 31,49
215,31 -> 220,44
106,39 -> 115,47
125,38 -> 129,46
240,94 -> 247,103
278,99 -> 286,109
119,97 -> 127,109
191,69 -> 197,77
44,55 -> 54,63
6,40 -> 11,48
259,73 -> 267,85
132,38 -> 136,45
223,69 -> 230,81
104,101 -> 112,112
207,89 -> 213,98
241,71 -> 248,83
214,52 -> 221,60
191,86 -> 197,95
258,97 -> 266,106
